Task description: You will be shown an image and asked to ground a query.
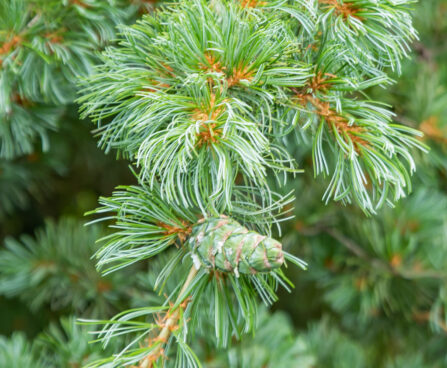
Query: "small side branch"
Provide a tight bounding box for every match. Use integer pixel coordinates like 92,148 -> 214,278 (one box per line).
138,266 -> 198,368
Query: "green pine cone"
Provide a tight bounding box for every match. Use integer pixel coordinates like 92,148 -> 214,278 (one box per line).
187,216 -> 284,276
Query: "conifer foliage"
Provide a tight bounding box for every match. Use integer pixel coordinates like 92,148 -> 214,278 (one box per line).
0,0 -> 139,158
76,0 -> 425,366
2,0 -> 446,367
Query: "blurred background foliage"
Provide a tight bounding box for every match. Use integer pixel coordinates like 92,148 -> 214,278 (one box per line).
1,0 -> 447,367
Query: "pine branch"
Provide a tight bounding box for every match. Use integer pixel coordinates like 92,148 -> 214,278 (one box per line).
138,265 -> 198,368
0,218 -> 131,316
0,0 -> 141,159
74,0 -> 428,365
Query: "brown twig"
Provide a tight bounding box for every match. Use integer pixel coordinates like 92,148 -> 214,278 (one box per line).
0,14 -> 41,67
292,73 -> 369,151
0,35 -> 22,55
199,52 -> 254,87
239,0 -> 267,8
318,0 -> 363,20
158,220 -> 193,244
227,64 -> 254,87
191,93 -> 225,147
70,0 -> 91,8
138,266 -> 198,368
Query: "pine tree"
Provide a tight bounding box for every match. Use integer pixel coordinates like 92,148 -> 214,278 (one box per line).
1,0 -> 447,367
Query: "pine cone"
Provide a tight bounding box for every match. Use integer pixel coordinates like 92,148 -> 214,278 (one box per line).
188,215 -> 284,276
